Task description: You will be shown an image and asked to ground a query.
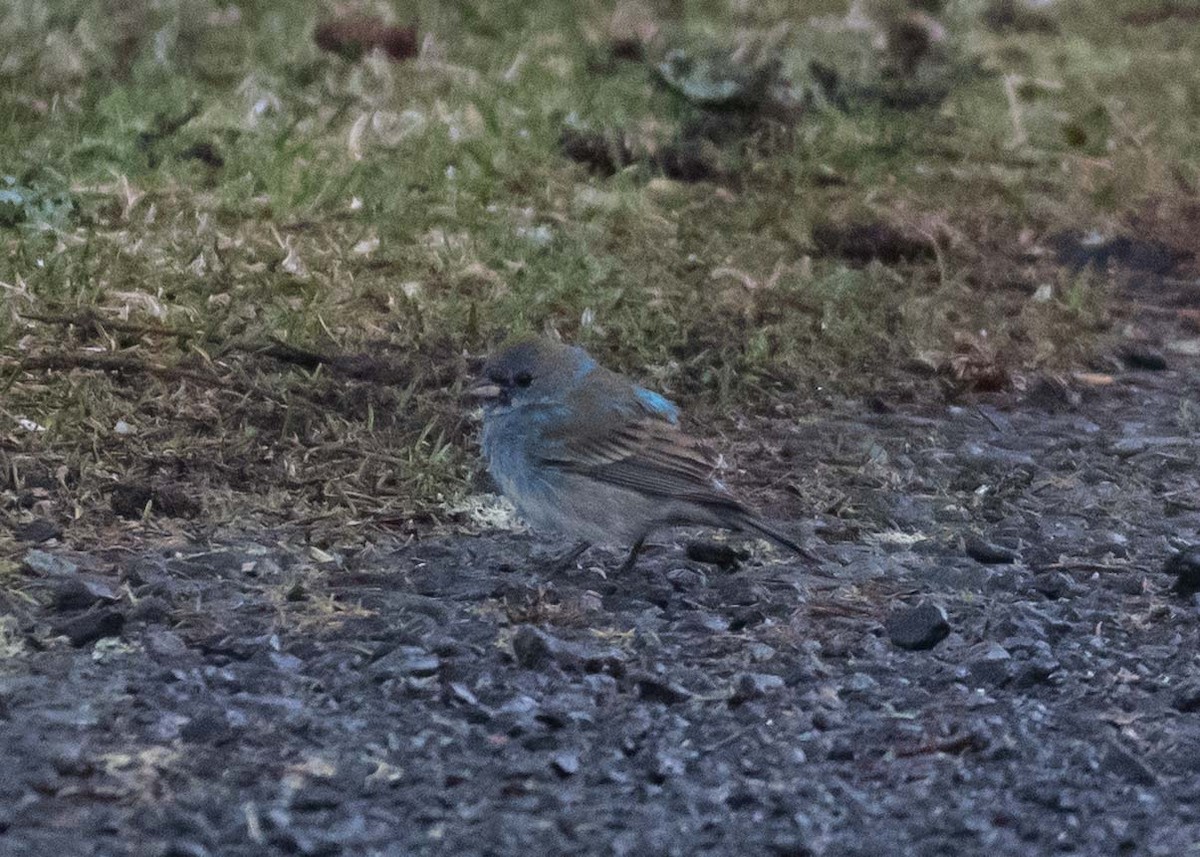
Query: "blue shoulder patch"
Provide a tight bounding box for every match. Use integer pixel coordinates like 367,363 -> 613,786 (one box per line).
634,386 -> 680,423
569,347 -> 598,381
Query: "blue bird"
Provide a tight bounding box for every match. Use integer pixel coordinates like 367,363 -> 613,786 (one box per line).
470,336 -> 811,571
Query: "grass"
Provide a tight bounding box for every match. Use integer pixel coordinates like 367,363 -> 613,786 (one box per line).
1,0 -> 1198,544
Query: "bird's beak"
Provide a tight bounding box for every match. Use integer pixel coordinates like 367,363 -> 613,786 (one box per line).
467,379 -> 502,401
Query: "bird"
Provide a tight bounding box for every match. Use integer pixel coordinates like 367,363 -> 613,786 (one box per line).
469,335 -> 812,572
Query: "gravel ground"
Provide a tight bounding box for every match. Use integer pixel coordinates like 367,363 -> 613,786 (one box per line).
2,299 -> 1200,857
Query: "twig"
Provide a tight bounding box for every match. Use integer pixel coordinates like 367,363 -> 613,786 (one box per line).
6,352 -> 284,406
17,309 -> 196,339
10,352 -> 228,387
894,732 -> 984,758
1036,560 -> 1150,574
701,727 -> 757,754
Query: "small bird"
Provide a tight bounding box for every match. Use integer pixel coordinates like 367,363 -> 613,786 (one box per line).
470,336 -> 811,571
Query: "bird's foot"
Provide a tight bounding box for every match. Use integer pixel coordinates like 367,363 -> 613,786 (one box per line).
616,536 -> 647,575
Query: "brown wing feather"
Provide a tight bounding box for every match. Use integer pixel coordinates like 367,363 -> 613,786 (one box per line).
532,369 -> 739,502
542,415 -> 736,503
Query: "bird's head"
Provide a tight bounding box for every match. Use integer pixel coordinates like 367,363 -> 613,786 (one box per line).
469,336 -> 597,412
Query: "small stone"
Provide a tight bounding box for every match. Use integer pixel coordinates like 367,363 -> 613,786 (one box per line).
886,602 -> 950,651
21,549 -> 78,577
964,535 -> 1018,564
290,782 -> 343,812
1013,657 -> 1060,688
511,626 -> 626,674
368,646 -> 440,681
145,630 -> 189,658
128,596 -> 171,624
269,651 -> 304,673
768,836 -> 813,857
1166,549 -> 1200,597
635,675 -> 693,705
748,643 -> 777,662
730,672 -> 785,703
964,645 -> 1013,686
843,672 -> 879,694
827,739 -> 855,761
180,711 -> 235,744
511,628 -> 554,669
665,566 -> 708,591
685,541 -> 744,569
651,751 -> 686,780
1120,345 -> 1168,371
53,608 -> 125,647
448,682 -> 479,706
1100,744 -> 1157,786
1108,574 -> 1144,596
1172,682 -> 1200,713
1032,572 -> 1072,600
1109,438 -> 1149,457
551,752 -> 580,777
52,578 -> 117,612
15,519 -> 62,544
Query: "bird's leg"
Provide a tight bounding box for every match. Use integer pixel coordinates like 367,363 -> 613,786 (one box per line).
617,535 -> 647,574
540,541 -> 590,573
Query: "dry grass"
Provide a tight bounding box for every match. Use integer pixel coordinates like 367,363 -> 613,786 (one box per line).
1,0 -> 1198,549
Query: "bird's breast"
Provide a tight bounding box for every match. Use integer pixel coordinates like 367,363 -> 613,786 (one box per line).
481,407 -> 556,492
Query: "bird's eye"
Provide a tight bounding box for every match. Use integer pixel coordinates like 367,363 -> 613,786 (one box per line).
514,371 -> 533,388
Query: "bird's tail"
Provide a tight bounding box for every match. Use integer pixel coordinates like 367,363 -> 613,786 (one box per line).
729,509 -> 818,562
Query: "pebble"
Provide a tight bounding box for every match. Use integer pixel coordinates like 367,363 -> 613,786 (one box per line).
15,519 -> 63,544
52,578 -> 117,612
367,647 -> 441,681
886,602 -> 951,651
145,630 -> 189,658
52,608 -> 125,647
844,672 -> 880,694
1172,681 -> 1200,713
1013,657 -> 1060,689
129,596 -> 172,624
685,541 -> 744,569
1031,572 -> 1073,600
748,643 -> 777,663
179,711 -> 236,745
551,752 -> 580,777
511,626 -> 626,674
635,675 -> 693,705
826,739 -> 856,761
1120,345 -> 1168,371
651,750 -> 686,781
665,567 -> 708,591
1099,743 -> 1157,786
1166,549 -> 1200,597
963,644 -> 1014,686
21,549 -> 78,577
965,535 -> 1018,565
730,672 -> 785,703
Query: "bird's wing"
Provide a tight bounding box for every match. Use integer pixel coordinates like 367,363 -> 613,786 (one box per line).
537,381 -> 739,508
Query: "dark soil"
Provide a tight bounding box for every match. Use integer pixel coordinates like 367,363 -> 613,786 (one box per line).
2,293 -> 1200,856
